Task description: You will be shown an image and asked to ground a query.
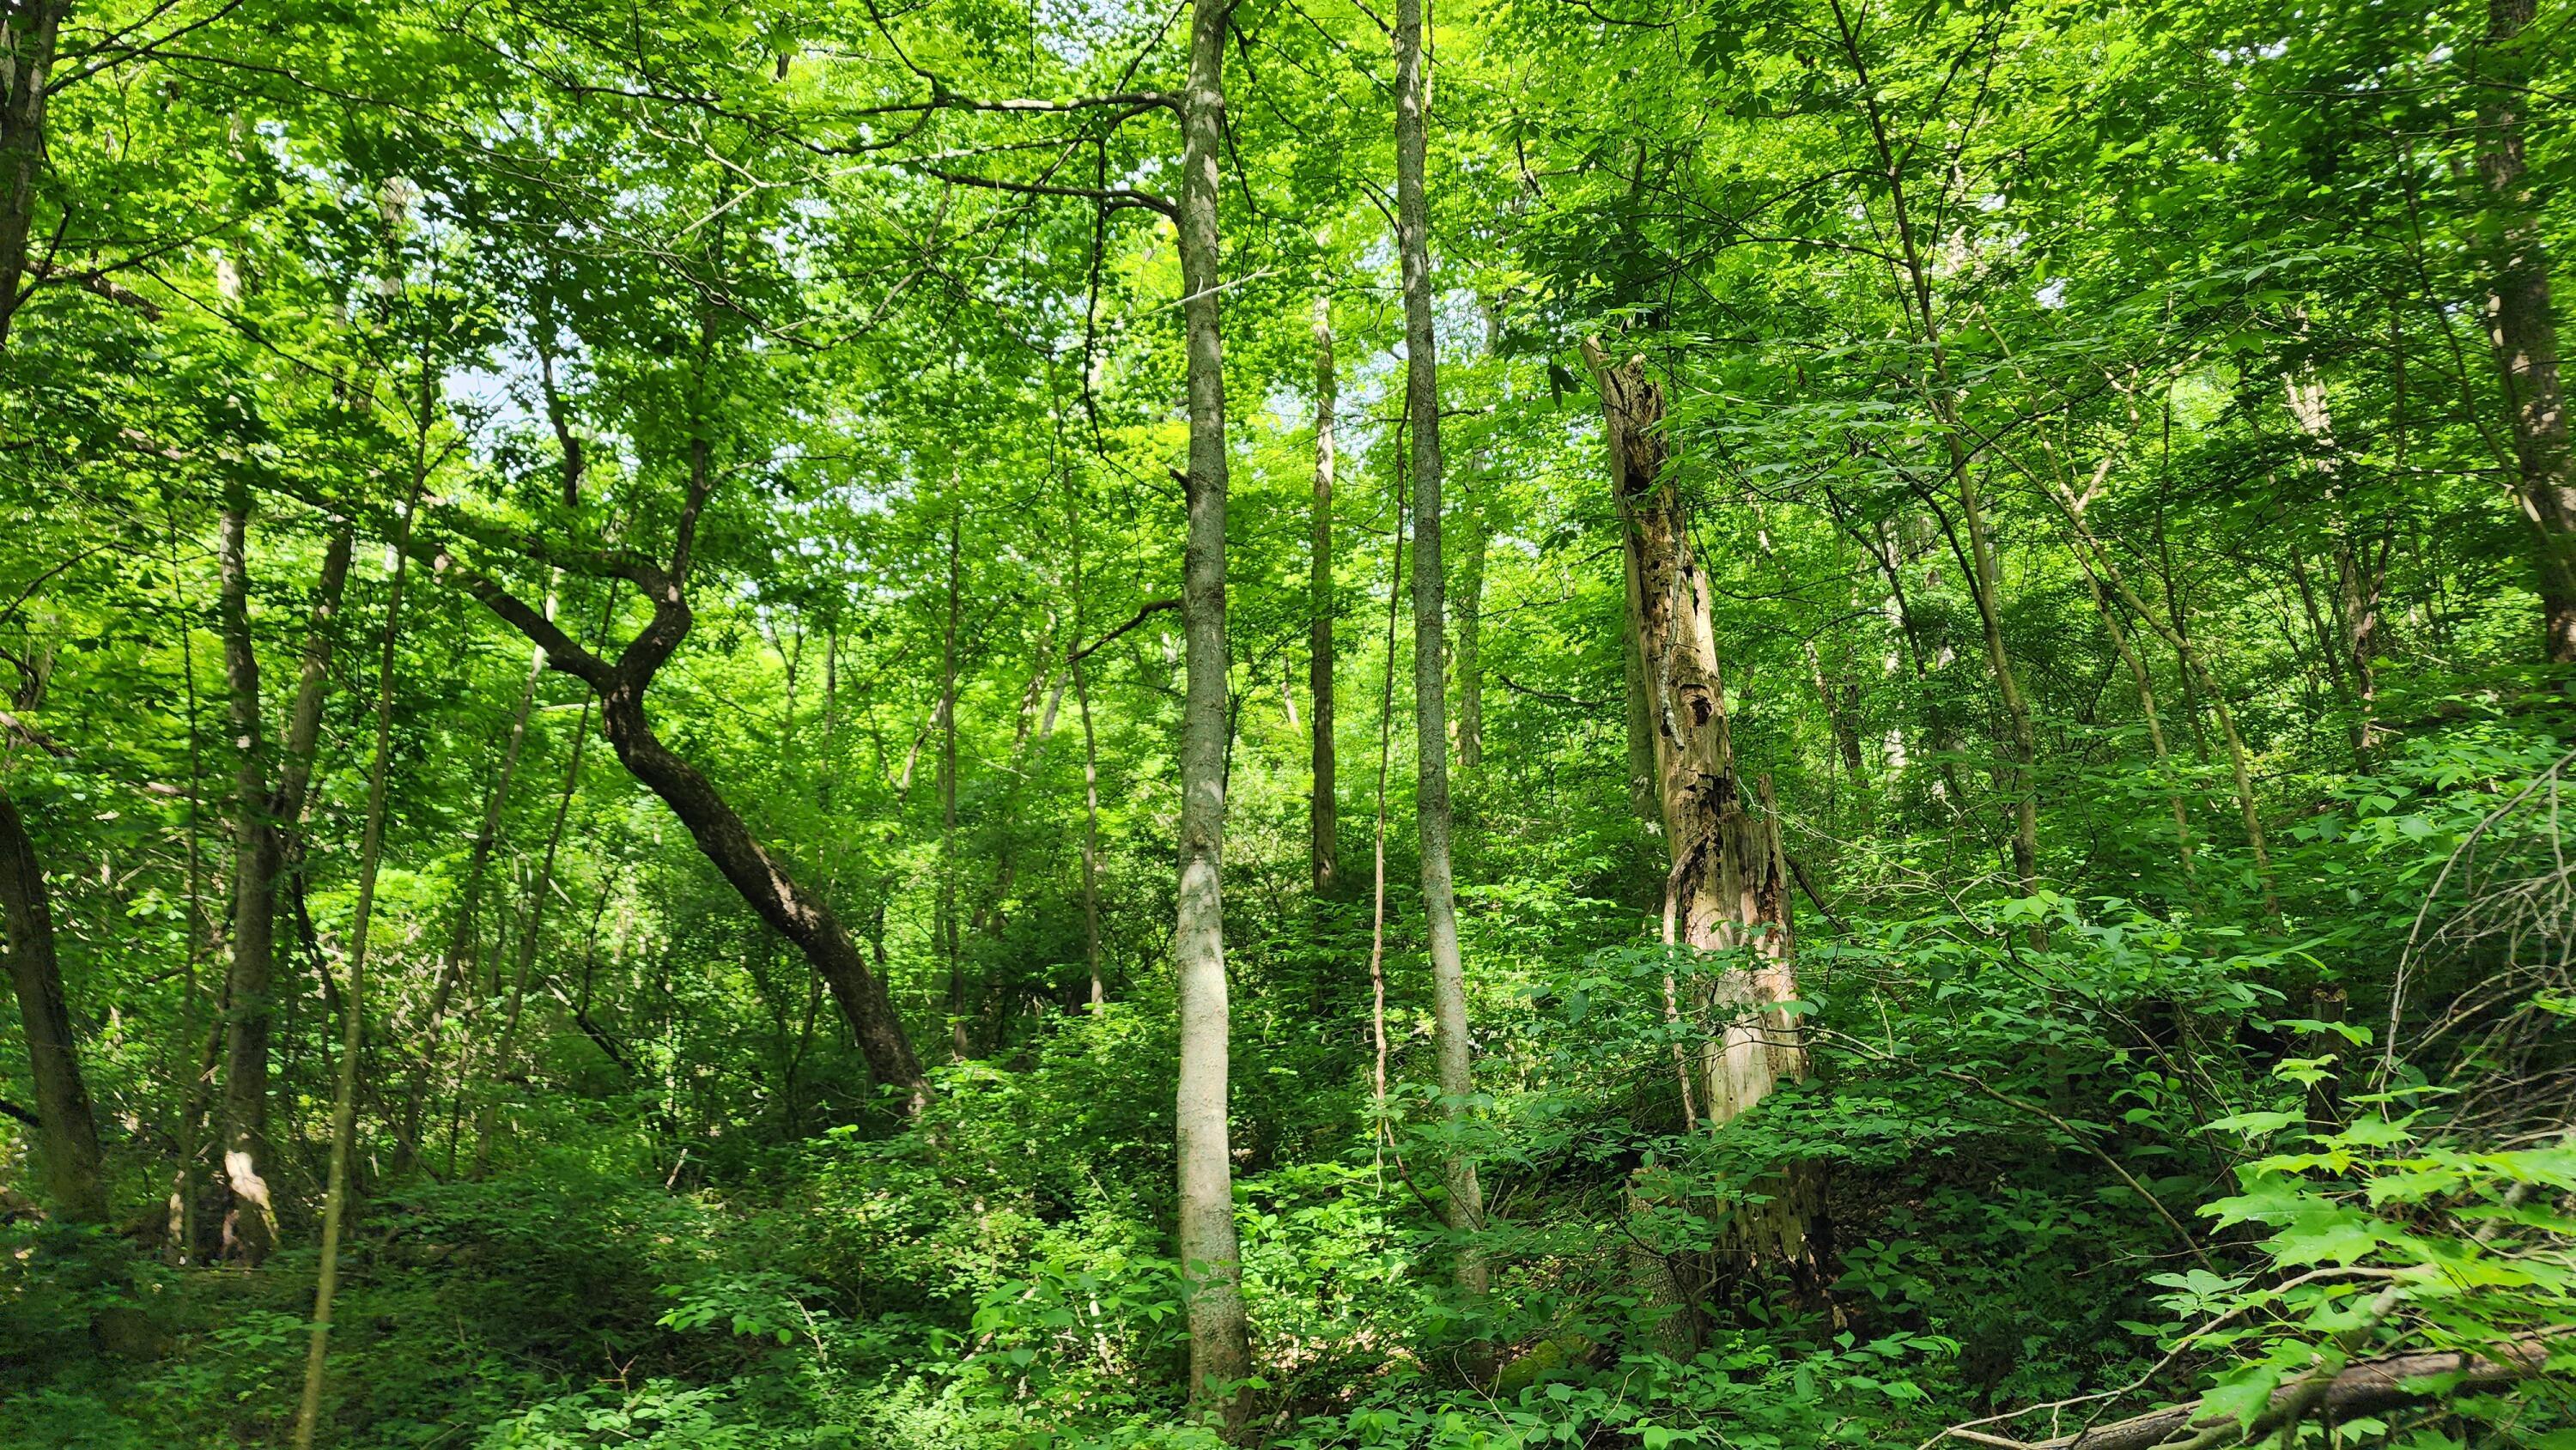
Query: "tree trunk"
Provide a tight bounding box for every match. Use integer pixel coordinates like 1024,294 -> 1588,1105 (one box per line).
2472,0 -> 2576,662
216,485 -> 281,1263
1369,441 -> 1406,1157
1457,309 -> 1500,780
593,654 -> 927,1111
1075,654 -> 1107,1009
437,286 -> 928,1113
1063,480 -> 1109,1010
1455,484 -> 1487,777
2085,568 -> 2193,879
1825,0 -> 2038,890
0,780 -> 106,1222
1958,468 -> 2042,896
1310,295 -> 1340,895
293,495 -> 416,1450
472,695 -> 589,1179
1622,562 -> 1660,826
271,530 -> 354,846
2060,520 -> 2281,924
0,0 -> 67,349
1394,0 -> 1488,1316
396,604 -> 549,1176
1583,339 -> 1825,1283
939,504 -> 967,1059
1174,0 -> 1252,1428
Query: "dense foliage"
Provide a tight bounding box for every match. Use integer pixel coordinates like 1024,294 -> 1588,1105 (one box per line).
2,0 -> 2573,1443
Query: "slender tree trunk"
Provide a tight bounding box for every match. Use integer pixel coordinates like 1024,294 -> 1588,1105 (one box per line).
1369,416 -> 1408,1172
2281,367 -> 2386,763
1622,555 -> 1660,825
167,501 -> 210,1257
2335,530 -> 2388,755
2062,521 -> 2281,923
1066,489 -> 1109,1010
1075,655 -> 1107,1009
1393,0 -> 1486,1316
271,531 -> 354,846
292,495 -> 416,1450
574,613 -> 928,1113
1455,485 -> 1487,777
2085,568 -> 2194,879
1959,470 -> 2041,895
939,505 -> 967,1059
2472,0 -> 2576,661
0,0 -> 67,349
1583,339 -> 1825,1283
397,604 -> 549,1176
0,780 -> 106,1222
216,484 -> 282,1263
1173,0 -> 1251,1426
1826,0 -> 2038,890
1311,296 -> 1340,895
1455,312 -> 1496,780
472,695 -> 590,1179
436,276 -> 929,1112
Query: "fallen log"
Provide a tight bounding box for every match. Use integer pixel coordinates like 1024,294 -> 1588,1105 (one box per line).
1944,1333 -> 2564,1450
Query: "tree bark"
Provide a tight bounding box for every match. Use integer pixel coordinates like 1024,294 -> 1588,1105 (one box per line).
0,0 -> 67,349
1457,309 -> 1499,779
293,494 -> 416,1450
939,502 -> 967,1059
1310,295 -> 1340,895
1173,0 -> 1252,1428
440,487 -> 928,1116
1066,489 -> 1109,1010
1394,0 -> 1488,1315
208,505 -> 354,1258
272,530 -> 354,843
1962,1333 -> 2563,1450
215,484 -> 281,1263
2472,0 -> 2576,662
1583,339 -> 1824,1282
1455,482 -> 1487,777
0,780 -> 106,1222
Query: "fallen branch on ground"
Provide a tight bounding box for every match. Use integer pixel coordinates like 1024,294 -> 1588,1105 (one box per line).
1942,1333 -> 2566,1450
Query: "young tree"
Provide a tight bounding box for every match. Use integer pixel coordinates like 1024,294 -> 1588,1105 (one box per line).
1392,0 -> 1487,1310
1310,296 -> 1340,895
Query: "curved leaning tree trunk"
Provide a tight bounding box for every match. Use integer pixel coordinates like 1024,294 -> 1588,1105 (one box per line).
1583,340 -> 1826,1286
428,469 -> 929,1116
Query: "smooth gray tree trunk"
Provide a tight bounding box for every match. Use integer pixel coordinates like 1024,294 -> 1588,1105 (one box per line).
1392,0 -> 1487,1316
1173,0 -> 1252,1429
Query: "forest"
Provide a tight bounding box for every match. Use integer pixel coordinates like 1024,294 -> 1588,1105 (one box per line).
1,0 -> 2573,1443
